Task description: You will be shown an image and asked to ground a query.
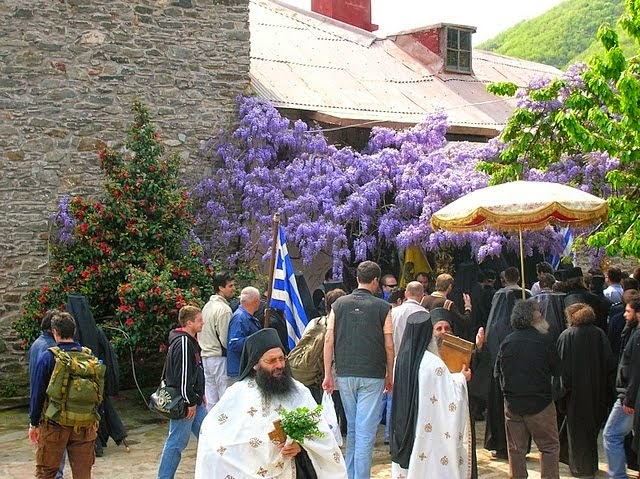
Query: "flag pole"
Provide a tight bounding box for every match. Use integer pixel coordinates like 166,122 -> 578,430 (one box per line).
519,226 -> 526,300
264,212 -> 280,328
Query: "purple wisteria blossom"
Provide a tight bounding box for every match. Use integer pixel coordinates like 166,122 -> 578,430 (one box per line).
193,96 -> 607,276
50,196 -> 77,246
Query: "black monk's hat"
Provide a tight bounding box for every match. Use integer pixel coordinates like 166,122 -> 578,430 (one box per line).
238,328 -> 284,380
430,307 -> 454,328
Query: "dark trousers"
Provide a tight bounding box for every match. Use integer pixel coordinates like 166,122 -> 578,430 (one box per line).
505,402 -> 560,479
36,421 -> 96,479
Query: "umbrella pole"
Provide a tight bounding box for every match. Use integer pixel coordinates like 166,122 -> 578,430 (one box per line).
519,226 -> 526,299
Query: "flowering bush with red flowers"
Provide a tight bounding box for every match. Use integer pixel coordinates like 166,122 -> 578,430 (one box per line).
111,265 -> 202,353
13,101 -> 256,355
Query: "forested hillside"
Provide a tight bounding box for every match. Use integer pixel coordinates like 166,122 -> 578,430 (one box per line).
478,0 -> 636,69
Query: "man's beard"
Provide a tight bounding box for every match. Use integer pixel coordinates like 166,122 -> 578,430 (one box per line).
427,335 -> 444,356
254,363 -> 295,399
532,317 -> 550,334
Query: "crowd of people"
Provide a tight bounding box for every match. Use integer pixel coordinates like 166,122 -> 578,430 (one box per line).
26,260 -> 640,479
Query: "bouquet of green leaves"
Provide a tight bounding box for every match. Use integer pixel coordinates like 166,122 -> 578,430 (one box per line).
279,405 -> 325,444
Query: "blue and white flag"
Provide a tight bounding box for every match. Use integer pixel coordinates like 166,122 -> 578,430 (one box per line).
548,227 -> 574,270
270,226 -> 308,350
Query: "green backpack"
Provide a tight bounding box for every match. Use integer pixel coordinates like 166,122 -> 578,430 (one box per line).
44,346 -> 106,429
287,317 -> 326,386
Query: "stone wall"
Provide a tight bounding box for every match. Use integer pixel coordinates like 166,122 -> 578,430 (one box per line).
0,0 -> 250,394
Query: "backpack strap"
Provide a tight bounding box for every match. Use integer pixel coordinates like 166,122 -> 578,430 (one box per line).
47,346 -> 71,423
159,336 -> 182,383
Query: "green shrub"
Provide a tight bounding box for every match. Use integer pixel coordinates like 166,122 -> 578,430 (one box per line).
14,101 -> 254,355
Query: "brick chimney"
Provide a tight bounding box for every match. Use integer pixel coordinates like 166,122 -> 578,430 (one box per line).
311,0 -> 377,32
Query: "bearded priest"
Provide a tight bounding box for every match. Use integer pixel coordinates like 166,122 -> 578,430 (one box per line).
195,328 -> 347,479
390,309 -> 473,479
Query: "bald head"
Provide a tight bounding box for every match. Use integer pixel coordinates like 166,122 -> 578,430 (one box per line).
405,281 -> 424,301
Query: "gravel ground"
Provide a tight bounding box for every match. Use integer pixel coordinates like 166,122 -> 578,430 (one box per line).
1,391 -> 612,478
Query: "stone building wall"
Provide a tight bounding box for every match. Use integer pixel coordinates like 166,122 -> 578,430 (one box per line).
0,0 -> 250,394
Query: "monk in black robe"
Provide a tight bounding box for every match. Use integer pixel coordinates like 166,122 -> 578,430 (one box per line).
557,303 -> 616,478
532,288 -> 567,343
484,267 -> 529,458
563,267 -> 611,331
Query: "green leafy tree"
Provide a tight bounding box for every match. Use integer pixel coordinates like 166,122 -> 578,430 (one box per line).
479,0 -> 640,258
14,101 -> 245,353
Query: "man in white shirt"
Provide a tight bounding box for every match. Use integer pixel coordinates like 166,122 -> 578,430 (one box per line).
392,281 -> 426,352
530,261 -> 553,296
199,273 -> 236,410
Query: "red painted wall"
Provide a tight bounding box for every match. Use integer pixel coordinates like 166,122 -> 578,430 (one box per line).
412,29 -> 440,55
311,0 -> 377,32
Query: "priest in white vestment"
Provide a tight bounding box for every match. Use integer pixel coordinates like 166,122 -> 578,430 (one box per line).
195,328 -> 347,479
390,309 -> 473,479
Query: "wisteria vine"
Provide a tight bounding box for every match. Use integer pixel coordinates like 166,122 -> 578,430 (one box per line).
191,93 -> 617,276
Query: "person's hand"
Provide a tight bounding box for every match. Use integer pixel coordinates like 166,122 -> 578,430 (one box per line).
384,374 -> 393,393
463,293 -> 472,311
476,327 -> 485,350
623,405 -> 635,415
461,364 -> 472,382
322,375 -> 334,394
186,405 -> 196,419
28,426 -> 39,445
202,395 -> 207,408
279,441 -> 302,457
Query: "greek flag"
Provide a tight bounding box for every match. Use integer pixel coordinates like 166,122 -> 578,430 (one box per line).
270,226 -> 308,350
548,227 -> 574,270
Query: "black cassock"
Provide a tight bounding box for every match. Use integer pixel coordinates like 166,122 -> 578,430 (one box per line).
67,294 -> 128,448
556,323 -> 616,477
531,291 -> 566,343
484,287 -> 528,456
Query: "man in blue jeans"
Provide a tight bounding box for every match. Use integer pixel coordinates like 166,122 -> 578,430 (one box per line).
158,305 -> 206,479
603,297 -> 640,479
323,261 -> 394,479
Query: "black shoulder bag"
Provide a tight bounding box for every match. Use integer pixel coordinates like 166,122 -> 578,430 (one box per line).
149,345 -> 187,420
